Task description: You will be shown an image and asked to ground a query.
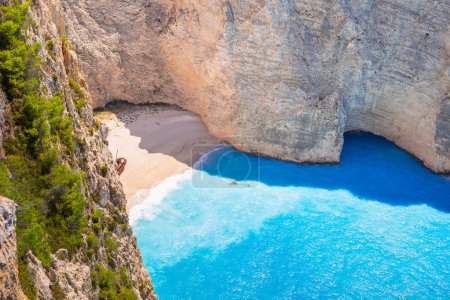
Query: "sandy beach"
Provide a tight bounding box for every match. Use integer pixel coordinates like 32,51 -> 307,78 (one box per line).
95,103 -> 221,211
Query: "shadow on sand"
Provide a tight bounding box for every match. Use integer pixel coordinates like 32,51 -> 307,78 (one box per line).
103,102 -> 222,167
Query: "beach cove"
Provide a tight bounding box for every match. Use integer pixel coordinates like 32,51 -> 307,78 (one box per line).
96,103 -> 450,299
95,103 -> 221,211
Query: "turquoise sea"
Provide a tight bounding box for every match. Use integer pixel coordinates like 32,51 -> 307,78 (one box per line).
131,132 -> 450,299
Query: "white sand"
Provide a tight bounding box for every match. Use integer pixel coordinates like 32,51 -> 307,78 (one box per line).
96,104 -> 221,211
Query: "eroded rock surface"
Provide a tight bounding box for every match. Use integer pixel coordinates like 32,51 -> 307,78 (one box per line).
63,0 -> 450,172
0,197 -> 25,300
0,0 -> 156,298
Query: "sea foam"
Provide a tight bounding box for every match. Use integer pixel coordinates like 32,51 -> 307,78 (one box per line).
129,170 -> 193,226
132,133 -> 450,299
129,145 -> 227,226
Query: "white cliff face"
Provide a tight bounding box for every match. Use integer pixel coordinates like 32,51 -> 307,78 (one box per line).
62,0 -> 450,172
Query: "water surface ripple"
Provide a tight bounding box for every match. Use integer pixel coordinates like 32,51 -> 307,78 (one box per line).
132,132 -> 450,299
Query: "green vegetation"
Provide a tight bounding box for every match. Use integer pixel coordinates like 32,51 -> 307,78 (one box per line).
17,259 -> 36,299
0,3 -> 139,299
104,237 -> 118,253
46,38 -> 56,60
93,208 -> 103,223
92,208 -> 104,232
0,2 -> 33,99
61,34 -> 68,49
51,281 -> 66,299
86,232 -> 100,251
100,163 -> 109,177
91,264 -> 138,300
69,78 -> 86,113
0,2 -> 86,298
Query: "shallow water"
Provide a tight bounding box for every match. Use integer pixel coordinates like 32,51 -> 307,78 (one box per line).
131,132 -> 450,299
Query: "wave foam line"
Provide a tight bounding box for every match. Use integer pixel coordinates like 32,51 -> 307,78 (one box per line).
129,170 -> 193,226
129,146 -> 230,226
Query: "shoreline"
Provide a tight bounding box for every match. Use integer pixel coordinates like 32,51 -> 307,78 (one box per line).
95,103 -> 221,211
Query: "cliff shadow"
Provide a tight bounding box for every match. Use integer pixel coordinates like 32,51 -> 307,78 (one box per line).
195,131 -> 450,214
101,101 -> 221,167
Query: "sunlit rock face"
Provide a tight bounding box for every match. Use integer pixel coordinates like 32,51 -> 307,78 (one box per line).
62,0 -> 450,172
0,198 -> 24,300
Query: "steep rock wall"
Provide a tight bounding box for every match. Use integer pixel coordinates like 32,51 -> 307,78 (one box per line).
63,0 -> 450,172
0,198 -> 26,300
29,0 -> 156,298
0,1 -> 156,298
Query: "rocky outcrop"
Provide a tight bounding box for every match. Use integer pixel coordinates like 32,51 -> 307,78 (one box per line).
27,252 -> 53,300
33,1 -> 156,298
63,0 -> 450,172
0,198 -> 25,300
0,1 -> 156,299
26,249 -> 93,300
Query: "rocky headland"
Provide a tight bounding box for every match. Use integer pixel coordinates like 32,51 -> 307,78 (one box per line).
0,0 -> 156,298
1,0 -> 450,299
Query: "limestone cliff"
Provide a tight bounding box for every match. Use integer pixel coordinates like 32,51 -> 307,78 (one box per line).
0,198 -> 26,300
63,0 -> 450,172
0,1 -> 156,299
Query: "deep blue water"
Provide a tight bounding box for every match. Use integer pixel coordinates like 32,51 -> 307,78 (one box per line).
131,132 -> 450,299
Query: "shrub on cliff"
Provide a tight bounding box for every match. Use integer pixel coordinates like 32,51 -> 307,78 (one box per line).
91,264 -> 138,300
0,3 -> 142,300
0,2 -> 87,298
